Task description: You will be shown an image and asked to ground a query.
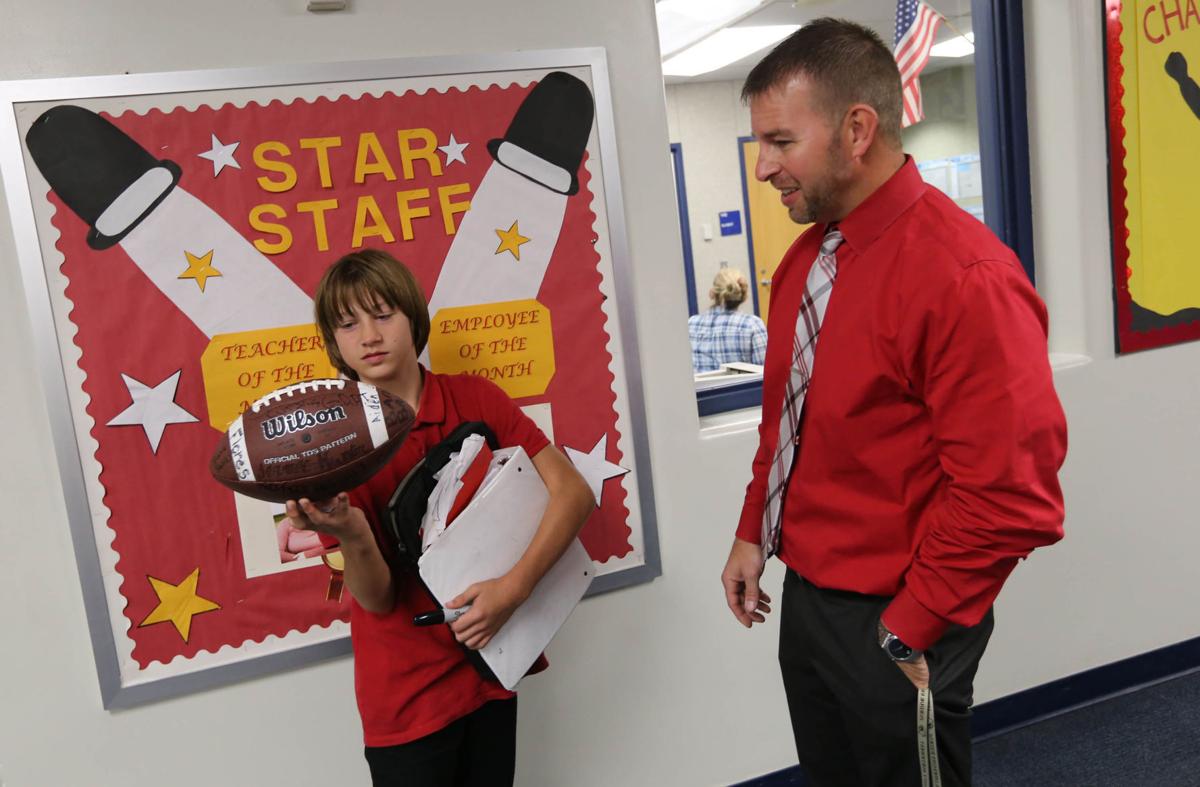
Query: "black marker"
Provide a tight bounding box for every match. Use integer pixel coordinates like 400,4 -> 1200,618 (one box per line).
413,605 -> 471,627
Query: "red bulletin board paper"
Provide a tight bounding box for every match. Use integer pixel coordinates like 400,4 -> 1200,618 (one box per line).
48,82 -> 632,669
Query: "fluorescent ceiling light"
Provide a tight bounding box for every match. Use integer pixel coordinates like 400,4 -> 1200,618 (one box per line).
656,0 -> 767,59
662,25 -> 800,77
930,32 -> 975,58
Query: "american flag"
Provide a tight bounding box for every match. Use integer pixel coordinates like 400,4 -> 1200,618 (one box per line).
894,0 -> 943,127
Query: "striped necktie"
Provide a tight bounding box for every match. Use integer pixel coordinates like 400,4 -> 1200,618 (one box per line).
761,227 -> 844,560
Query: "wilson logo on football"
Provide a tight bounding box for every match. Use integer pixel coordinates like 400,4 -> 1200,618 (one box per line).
261,406 -> 349,440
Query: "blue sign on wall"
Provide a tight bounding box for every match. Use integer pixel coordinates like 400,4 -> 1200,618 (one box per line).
718,210 -> 742,236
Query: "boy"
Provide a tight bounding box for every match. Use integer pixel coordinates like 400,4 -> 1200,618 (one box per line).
286,248 -> 595,786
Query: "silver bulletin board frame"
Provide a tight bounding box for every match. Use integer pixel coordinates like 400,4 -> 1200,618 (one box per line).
0,48 -> 660,708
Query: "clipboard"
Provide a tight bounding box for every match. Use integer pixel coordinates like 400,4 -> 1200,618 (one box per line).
417,446 -> 594,689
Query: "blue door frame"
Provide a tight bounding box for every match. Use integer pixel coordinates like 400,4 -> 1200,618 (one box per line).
670,142 -> 700,316
972,0 -> 1035,284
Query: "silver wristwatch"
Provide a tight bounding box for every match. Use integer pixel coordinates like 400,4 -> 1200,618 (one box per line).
878,621 -> 923,663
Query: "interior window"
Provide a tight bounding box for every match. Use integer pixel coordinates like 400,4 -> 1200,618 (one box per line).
658,0 -> 987,414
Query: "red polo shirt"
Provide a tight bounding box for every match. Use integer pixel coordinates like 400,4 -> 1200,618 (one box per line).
341,370 -> 549,747
736,158 -> 1067,650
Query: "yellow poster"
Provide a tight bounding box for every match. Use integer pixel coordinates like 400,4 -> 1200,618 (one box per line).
1112,0 -> 1200,350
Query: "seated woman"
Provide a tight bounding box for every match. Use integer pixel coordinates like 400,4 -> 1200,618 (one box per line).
688,268 -> 767,373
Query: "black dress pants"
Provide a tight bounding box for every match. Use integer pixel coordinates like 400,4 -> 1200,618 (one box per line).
364,698 -> 517,787
779,569 -> 993,787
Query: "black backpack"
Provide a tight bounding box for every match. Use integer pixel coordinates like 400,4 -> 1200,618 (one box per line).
384,420 -> 500,570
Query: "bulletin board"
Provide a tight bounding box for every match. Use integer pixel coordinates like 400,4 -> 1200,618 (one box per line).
1106,0 -> 1200,352
0,49 -> 659,707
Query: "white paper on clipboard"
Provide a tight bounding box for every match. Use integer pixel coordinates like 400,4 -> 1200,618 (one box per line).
417,446 -> 594,689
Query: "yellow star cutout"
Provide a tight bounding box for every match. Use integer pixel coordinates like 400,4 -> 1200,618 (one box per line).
494,221 -> 531,261
139,567 -> 221,642
178,249 -> 222,292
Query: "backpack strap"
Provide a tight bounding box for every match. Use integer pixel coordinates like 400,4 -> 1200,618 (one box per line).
384,421 -> 498,568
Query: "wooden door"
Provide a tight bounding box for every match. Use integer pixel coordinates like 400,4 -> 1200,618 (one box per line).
739,138 -> 809,324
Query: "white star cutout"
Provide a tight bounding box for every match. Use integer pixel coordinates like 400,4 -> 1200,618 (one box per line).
197,133 -> 241,177
438,134 -> 469,167
106,370 -> 199,453
563,433 -> 629,508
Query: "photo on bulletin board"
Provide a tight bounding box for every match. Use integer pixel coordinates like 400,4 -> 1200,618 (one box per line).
1105,0 -> 1200,352
0,49 -> 659,708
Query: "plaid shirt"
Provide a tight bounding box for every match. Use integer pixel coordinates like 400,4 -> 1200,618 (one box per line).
688,306 -> 768,372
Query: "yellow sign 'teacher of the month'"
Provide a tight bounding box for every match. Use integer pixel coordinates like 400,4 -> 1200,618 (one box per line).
201,323 -> 338,431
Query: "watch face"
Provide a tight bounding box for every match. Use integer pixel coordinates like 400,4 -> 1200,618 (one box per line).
886,636 -> 913,661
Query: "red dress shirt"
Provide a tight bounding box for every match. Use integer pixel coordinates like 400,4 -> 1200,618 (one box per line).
736,158 -> 1067,650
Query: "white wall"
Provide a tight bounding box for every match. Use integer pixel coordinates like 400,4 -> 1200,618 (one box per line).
902,64 -> 981,165
982,0 -> 1200,692
1,2 -> 1197,787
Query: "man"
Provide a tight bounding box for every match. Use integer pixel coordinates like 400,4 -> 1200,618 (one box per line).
720,18 -> 1067,787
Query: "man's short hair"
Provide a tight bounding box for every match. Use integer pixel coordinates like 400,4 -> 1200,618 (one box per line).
741,17 -> 904,147
314,248 -> 430,380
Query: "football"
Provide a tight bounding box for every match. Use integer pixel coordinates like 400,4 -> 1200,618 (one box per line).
209,378 -> 416,504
